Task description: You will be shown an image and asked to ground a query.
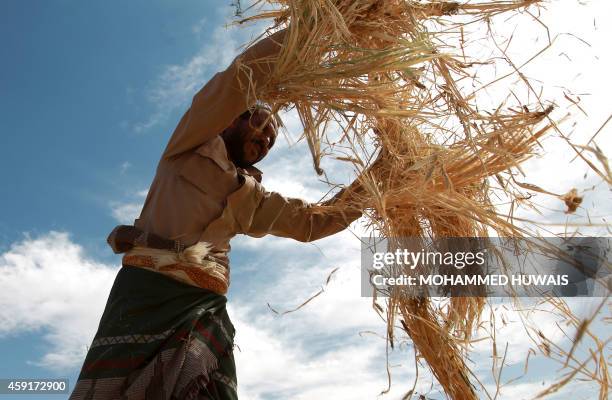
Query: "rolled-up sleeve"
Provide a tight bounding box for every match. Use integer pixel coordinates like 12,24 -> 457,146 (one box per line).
162,29 -> 287,159
227,176 -> 361,242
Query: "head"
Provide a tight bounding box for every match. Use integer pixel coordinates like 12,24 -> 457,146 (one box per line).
221,105 -> 279,169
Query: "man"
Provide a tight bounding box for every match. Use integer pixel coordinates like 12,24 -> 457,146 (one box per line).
70,29 -> 362,400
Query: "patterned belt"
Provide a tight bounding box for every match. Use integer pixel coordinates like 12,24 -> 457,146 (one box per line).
122,244 -> 229,296
107,225 -> 229,295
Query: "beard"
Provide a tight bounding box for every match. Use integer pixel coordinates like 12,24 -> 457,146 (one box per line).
221,126 -> 251,168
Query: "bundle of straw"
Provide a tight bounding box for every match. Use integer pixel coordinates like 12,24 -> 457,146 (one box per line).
233,1 -> 608,398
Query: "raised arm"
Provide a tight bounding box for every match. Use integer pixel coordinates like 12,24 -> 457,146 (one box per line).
162,29 -> 286,159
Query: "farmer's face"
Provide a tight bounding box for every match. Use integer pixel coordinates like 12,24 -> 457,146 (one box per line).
235,109 -> 277,166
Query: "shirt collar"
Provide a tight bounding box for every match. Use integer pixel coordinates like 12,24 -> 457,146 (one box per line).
237,165 -> 263,183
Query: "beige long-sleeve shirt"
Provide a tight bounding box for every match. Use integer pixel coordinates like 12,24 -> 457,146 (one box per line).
133,29 -> 361,270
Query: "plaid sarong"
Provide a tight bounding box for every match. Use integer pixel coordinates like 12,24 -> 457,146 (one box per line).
70,265 -> 237,400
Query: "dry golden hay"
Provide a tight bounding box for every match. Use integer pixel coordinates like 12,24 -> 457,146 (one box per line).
232,1 -> 610,398
560,188 -> 583,214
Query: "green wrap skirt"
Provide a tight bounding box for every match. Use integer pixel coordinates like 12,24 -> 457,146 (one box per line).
69,265 -> 238,400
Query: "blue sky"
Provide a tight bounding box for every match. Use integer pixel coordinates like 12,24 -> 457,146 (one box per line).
0,0 -> 214,256
1,1 -> 610,399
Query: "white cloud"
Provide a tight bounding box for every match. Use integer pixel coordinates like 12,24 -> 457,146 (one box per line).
110,202 -> 142,224
490,381 -> 556,400
0,232 -> 118,371
231,305 -> 415,400
109,190 -> 147,224
234,231 -> 377,330
230,300 -> 384,399
471,298 -> 573,367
